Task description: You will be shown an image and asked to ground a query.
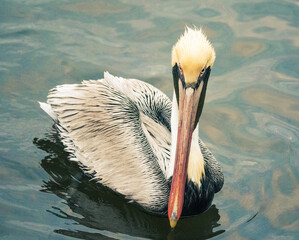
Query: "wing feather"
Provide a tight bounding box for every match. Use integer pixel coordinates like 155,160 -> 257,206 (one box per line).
44,73 -> 172,212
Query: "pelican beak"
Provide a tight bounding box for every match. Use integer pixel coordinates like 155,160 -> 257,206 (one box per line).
168,68 -> 209,228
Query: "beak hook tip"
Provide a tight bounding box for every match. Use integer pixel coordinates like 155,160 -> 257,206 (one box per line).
169,212 -> 178,228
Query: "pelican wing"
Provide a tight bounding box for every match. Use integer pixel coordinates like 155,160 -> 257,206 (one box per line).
42,72 -> 172,213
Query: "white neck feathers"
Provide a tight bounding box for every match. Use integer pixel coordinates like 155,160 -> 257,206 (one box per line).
167,91 -> 205,185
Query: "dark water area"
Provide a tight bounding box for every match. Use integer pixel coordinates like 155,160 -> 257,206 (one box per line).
0,0 -> 298,239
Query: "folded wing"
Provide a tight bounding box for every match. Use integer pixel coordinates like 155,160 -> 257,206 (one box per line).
41,72 -> 172,213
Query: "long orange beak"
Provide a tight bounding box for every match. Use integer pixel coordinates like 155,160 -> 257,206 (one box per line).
168,80 -> 203,228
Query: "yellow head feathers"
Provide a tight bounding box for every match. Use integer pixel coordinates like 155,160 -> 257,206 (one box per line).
172,27 -> 216,84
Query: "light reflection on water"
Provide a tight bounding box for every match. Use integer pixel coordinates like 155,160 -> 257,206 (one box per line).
0,0 -> 298,239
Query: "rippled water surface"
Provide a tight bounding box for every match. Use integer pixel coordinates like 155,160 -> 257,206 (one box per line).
1,0 -> 298,239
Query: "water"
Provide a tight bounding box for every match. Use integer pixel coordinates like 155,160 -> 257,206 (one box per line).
0,0 -> 298,239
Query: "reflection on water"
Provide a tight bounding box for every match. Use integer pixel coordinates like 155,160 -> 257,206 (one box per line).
231,40 -> 266,57
264,167 -> 299,231
34,132 -> 224,239
0,0 -> 298,239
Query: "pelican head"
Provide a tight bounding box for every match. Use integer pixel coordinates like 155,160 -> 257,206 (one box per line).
168,27 -> 216,228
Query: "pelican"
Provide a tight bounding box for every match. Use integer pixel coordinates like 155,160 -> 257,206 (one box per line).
39,27 -> 224,228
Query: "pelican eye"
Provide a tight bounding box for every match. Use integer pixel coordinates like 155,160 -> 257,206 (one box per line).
200,68 -> 205,74
178,65 -> 184,79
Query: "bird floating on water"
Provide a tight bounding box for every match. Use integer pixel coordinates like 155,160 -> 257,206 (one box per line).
39,27 -> 224,228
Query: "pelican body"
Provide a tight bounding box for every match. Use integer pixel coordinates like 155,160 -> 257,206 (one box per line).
39,28 -> 224,228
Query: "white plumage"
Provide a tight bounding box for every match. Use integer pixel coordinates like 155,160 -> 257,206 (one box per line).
40,72 -> 174,212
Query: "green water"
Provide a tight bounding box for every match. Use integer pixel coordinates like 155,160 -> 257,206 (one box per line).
0,0 -> 298,239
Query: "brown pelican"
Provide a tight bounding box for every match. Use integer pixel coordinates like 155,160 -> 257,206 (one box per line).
39,27 -> 224,228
